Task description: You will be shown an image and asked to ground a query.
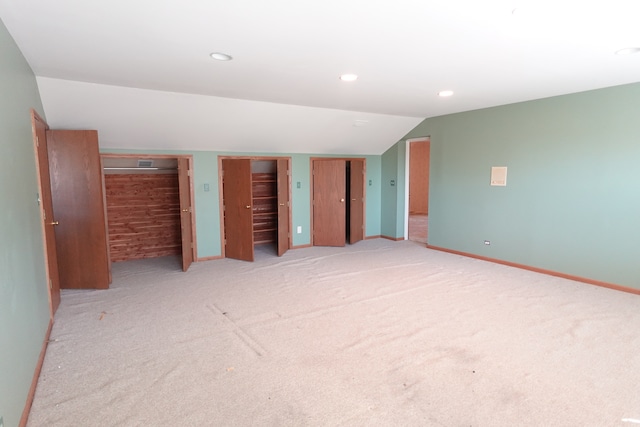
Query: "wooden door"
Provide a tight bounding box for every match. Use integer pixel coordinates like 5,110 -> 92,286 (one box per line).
32,112 -> 61,314
276,158 -> 290,256
313,160 -> 346,247
349,160 -> 365,244
178,158 -> 194,271
46,130 -> 110,289
222,159 -> 254,261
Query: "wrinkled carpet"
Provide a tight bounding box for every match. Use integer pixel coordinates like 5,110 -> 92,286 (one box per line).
28,239 -> 640,426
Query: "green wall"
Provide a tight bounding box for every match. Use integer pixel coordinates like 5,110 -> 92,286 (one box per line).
101,150 -> 383,257
381,140 -> 409,239
0,19 -> 50,427
389,82 -> 640,289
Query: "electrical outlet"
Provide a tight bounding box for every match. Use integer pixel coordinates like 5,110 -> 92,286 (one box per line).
297,226 -> 302,234
203,183 -> 210,192
484,240 -> 491,245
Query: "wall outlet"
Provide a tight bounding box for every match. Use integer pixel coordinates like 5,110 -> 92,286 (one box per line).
297,226 -> 302,234
203,183 -> 210,192
484,240 -> 491,245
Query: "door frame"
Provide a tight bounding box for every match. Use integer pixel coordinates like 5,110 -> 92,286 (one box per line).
404,137 -> 430,240
217,155 -> 292,259
309,157 -> 367,247
100,153 -> 197,263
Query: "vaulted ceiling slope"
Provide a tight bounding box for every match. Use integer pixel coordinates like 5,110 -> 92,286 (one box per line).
2,0 -> 640,154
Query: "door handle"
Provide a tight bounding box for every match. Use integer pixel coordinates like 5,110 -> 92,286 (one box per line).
351,199 -> 356,201
182,209 -> 189,212
50,221 -> 59,226
340,198 -> 345,203
279,203 -> 285,206
245,205 -> 251,209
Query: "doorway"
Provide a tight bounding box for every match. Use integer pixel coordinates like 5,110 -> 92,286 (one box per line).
101,154 -> 196,271
311,158 -> 365,247
219,156 -> 291,261
406,139 -> 430,244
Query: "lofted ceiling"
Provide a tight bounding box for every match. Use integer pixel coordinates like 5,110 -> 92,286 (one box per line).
1,0 -> 640,154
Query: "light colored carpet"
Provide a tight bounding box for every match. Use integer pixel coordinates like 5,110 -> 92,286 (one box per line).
28,239 -> 640,426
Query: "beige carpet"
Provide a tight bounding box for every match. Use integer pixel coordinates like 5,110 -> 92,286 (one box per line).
28,239 -> 640,426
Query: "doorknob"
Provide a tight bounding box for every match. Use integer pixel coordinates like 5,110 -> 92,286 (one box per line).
340,198 -> 345,202
352,198 -> 356,201
279,203 -> 285,206
245,205 -> 251,209
182,209 -> 189,212
49,221 -> 59,226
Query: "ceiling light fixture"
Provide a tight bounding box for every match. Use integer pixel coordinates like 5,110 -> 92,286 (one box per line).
210,52 -> 233,61
340,74 -> 358,82
438,90 -> 454,97
615,47 -> 640,56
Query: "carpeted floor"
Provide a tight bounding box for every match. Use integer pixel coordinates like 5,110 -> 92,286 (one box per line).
28,239 -> 640,426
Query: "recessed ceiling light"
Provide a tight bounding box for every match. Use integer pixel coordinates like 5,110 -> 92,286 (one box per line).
210,52 -> 233,61
438,90 -> 454,97
340,74 -> 358,82
615,47 -> 640,56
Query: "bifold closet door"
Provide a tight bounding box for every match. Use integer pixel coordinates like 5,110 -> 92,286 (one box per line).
178,157 -> 194,271
276,158 -> 290,256
46,130 -> 111,289
222,159 -> 254,261
349,159 -> 365,244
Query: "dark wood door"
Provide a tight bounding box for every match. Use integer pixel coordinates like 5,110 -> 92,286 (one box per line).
178,158 -> 194,271
313,160 -> 346,247
276,158 -> 290,256
46,130 -> 110,289
222,159 -> 254,261
349,159 -> 365,244
32,112 -> 61,313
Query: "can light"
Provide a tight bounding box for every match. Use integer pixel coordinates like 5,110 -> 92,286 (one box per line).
339,74 -> 358,82
210,52 -> 233,61
615,47 -> 640,56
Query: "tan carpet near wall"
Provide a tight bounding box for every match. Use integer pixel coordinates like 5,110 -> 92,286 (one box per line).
28,239 -> 640,426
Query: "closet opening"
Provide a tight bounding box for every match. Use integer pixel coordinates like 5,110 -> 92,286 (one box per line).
311,157 -> 365,247
102,155 -> 196,271
219,156 -> 291,262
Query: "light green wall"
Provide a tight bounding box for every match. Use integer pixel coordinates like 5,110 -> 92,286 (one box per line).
101,150 -> 382,257
387,82 -> 640,289
380,141 -> 406,239
0,19 -> 50,427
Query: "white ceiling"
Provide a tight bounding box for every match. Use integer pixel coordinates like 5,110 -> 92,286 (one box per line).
2,0 -> 640,154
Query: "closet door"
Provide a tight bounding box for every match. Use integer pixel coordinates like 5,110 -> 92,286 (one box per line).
276,158 -> 290,256
46,130 -> 111,289
222,159 -> 254,261
349,159 -> 365,244
312,160 -> 346,247
178,158 -> 194,271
